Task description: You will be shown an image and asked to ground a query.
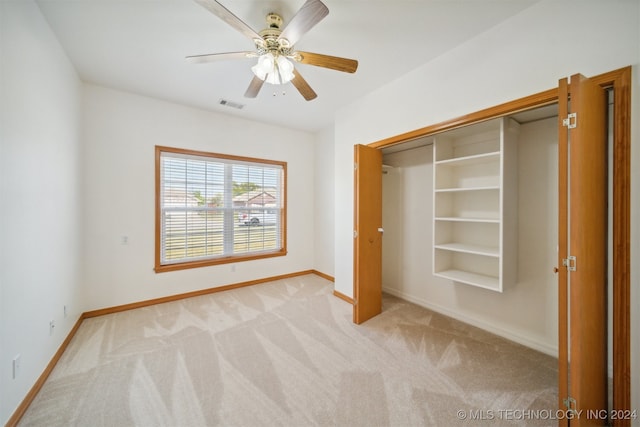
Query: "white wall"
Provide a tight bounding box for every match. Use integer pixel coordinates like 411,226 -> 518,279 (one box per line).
333,0 -> 639,417
382,118 -> 559,355
313,126 -> 335,277
381,144 -> 432,305
0,1 -> 83,423
81,84 -> 316,311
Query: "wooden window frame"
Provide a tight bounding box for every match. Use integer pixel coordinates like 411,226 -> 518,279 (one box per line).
155,146 -> 287,273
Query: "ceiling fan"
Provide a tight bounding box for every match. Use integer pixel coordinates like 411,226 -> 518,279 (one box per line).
187,0 -> 358,101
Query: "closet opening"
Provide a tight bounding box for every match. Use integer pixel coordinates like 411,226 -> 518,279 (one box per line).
380,99 -> 616,413
358,66 -> 631,422
381,106 -> 559,360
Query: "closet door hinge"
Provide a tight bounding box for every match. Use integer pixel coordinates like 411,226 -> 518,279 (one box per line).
563,396 -> 578,417
562,112 -> 577,129
353,230 -> 358,239
562,255 -> 577,272
354,162 -> 358,170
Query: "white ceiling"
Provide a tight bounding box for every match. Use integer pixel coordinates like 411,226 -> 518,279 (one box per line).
36,0 -> 539,132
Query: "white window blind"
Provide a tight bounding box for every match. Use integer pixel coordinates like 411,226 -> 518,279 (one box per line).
156,147 -> 285,270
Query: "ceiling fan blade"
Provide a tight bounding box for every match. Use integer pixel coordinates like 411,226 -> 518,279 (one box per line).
295,51 -> 358,73
278,0 -> 329,46
194,0 -> 262,42
186,51 -> 255,64
244,76 -> 265,98
291,69 -> 317,101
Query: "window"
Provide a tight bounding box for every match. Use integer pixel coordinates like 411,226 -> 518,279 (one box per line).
155,146 -> 286,272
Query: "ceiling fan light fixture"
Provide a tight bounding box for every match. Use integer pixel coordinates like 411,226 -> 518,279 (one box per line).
251,53 -> 295,85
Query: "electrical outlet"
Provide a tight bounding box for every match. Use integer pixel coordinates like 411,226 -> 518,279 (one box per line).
49,320 -> 55,335
12,354 -> 20,379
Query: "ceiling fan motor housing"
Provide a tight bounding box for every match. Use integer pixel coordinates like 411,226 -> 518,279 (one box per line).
256,13 -> 292,55
259,14 -> 284,40
266,13 -> 283,29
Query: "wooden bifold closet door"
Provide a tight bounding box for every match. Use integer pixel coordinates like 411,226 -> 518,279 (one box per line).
557,73 -> 608,426
353,144 -> 383,324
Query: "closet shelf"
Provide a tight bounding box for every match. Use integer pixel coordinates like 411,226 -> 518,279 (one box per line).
434,269 -> 500,291
432,116 -> 519,292
435,151 -> 500,166
435,186 -> 499,193
435,217 -> 500,223
434,243 -> 499,257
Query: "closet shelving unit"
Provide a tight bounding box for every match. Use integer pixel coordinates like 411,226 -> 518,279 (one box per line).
432,117 -> 519,292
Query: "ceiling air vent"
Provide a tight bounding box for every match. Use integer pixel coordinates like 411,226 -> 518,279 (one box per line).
219,99 -> 245,110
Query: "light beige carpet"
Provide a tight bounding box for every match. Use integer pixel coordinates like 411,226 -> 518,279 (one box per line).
19,274 -> 557,426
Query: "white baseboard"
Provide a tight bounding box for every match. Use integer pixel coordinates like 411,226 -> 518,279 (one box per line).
383,286 -> 558,358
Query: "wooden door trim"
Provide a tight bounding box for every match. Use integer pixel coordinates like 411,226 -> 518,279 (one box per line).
366,66 -> 632,423
608,67 -> 632,426
368,88 -> 558,150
